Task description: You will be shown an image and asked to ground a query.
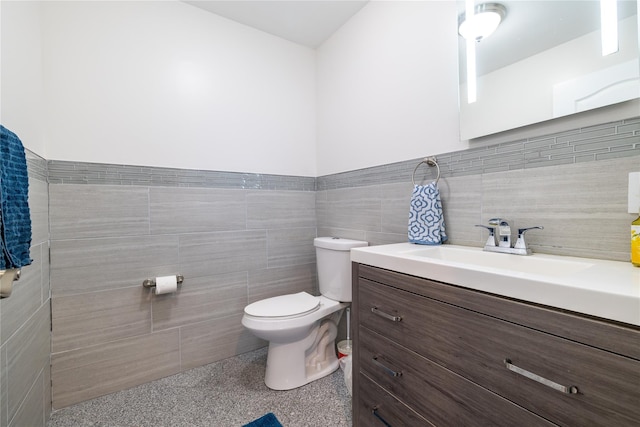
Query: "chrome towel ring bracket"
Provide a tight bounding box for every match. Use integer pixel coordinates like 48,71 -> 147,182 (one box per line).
412,156 -> 440,185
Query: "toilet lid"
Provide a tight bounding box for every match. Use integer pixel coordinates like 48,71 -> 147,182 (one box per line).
244,292 -> 320,318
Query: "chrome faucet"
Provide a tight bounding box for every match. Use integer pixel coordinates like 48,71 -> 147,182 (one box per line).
489,218 -> 512,248
475,219 -> 543,255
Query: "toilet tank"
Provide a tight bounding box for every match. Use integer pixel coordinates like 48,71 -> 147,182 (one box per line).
314,237 -> 368,302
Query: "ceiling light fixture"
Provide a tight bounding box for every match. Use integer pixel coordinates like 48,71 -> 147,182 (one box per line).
458,3 -> 507,42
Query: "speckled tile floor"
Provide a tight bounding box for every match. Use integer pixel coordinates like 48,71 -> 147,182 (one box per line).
47,347 -> 352,427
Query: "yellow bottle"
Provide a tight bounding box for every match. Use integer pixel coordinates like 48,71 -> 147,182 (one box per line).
632,213 -> 640,267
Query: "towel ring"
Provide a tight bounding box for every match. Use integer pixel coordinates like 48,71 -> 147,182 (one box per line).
412,156 -> 440,185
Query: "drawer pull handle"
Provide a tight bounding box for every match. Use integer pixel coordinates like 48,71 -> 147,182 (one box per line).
372,407 -> 392,427
372,356 -> 402,377
505,359 -> 579,395
371,307 -> 402,322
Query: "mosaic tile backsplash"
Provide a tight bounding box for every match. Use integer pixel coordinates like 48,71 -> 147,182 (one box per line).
47,161 -> 316,191
318,117 -> 640,191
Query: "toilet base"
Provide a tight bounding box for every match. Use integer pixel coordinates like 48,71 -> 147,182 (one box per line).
264,314 -> 342,390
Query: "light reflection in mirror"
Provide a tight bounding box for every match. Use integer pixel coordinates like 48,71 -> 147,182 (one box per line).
458,0 -> 639,140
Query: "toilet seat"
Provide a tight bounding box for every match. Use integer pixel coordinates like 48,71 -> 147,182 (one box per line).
244,292 -> 320,319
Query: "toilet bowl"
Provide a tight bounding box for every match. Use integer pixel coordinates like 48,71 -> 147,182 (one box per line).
242,293 -> 348,390
241,237 -> 368,390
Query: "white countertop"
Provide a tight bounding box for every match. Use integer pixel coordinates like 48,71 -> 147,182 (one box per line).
351,243 -> 640,326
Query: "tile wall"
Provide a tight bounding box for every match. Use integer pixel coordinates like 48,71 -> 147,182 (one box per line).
38,114 -> 640,411
47,168 -> 318,408
318,117 -> 640,261
0,151 -> 51,427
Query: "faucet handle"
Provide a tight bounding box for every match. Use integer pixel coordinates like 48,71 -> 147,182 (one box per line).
475,224 -> 497,247
514,226 -> 544,250
517,226 -> 544,236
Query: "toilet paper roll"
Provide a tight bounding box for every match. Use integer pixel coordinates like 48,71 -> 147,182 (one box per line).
155,275 -> 178,295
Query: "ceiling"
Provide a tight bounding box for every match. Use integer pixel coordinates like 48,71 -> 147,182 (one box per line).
182,1 -> 369,48
183,1 -> 637,72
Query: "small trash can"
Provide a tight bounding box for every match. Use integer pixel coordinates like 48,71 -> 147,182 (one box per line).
337,339 -> 352,358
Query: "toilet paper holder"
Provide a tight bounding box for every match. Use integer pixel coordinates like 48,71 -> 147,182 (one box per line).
0,269 -> 21,299
143,274 -> 184,289
0,269 -> 21,281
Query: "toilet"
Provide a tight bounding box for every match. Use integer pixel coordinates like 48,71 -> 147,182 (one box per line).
242,237 -> 368,390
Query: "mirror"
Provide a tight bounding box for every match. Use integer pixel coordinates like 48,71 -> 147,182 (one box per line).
458,1 -> 639,140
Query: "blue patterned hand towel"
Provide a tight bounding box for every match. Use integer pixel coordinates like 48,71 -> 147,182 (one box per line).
408,182 -> 447,245
0,125 -> 32,269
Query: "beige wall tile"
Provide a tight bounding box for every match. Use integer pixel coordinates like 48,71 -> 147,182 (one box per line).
360,232 -> 404,246
316,227 -> 367,242
150,187 -> 247,234
381,182 -> 412,235
29,211 -> 49,248
44,362 -> 51,424
6,304 -> 50,421
180,314 -> 264,371
52,286 -> 151,353
51,329 -> 180,409
152,272 -> 247,331
438,175 -> 483,247
247,191 -> 316,229
248,263 -> 317,303
27,178 -> 48,214
266,228 -> 316,268
1,249 -> 42,347
482,156 -> 638,260
0,345 -> 6,427
49,184 -> 149,239
50,235 -> 179,296
319,186 -> 382,232
8,369 -> 45,427
179,231 -> 267,279
40,244 -> 50,304
315,190 -> 328,229
28,179 -> 49,246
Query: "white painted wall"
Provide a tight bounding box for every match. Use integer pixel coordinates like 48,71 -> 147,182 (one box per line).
1,1 -> 47,156
39,1 -> 317,176
7,1 -> 629,178
3,0 -> 468,177
316,1 -> 468,176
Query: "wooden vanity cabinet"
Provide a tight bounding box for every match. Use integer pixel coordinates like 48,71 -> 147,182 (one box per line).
352,263 -> 640,427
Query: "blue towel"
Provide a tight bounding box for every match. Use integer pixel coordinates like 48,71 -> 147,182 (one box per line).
408,182 -> 447,245
243,413 -> 283,427
0,125 -> 32,269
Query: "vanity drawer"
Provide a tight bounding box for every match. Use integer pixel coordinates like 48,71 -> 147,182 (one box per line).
359,326 -> 555,427
356,372 -> 433,427
358,278 -> 640,427
357,264 -> 640,359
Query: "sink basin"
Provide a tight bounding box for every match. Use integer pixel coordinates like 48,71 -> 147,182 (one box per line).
350,243 -> 639,326
400,245 -> 595,276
